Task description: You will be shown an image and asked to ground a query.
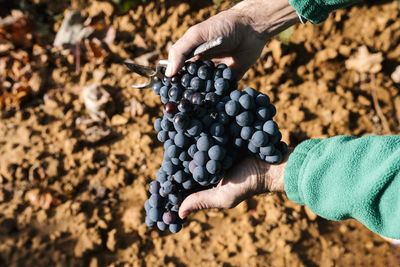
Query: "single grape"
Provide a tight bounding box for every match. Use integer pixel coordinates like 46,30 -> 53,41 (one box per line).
164,102 -> 178,118
208,145 -> 225,161
213,69 -> 223,80
236,111 -> 254,127
174,132 -> 189,148
161,97 -> 168,104
182,178 -> 194,190
181,73 -> 193,87
256,94 -> 270,107
198,65 -> 212,80
149,181 -> 161,195
244,87 -> 258,97
263,120 -> 278,135
174,170 -> 186,183
190,92 -> 204,105
178,99 -> 192,113
204,60 -> 214,68
173,112 -> 189,131
157,221 -> 168,231
277,141 -> 288,154
190,77 -> 205,91
152,81 -> 163,95
157,131 -> 168,142
162,180 -> 176,194
239,94 -> 255,110
222,68 -> 234,80
240,126 -> 254,140
197,135 -> 213,151
256,107 -> 270,121
270,131 -> 282,144
168,86 -> 182,102
160,86 -> 169,98
168,193 -> 182,205
163,139 -> 173,150
169,223 -> 182,233
251,131 -> 268,147
233,137 -> 245,148
161,118 -> 173,131
163,211 -> 177,225
214,78 -> 229,95
148,207 -> 162,221
187,62 -> 199,75
171,75 -> 180,84
154,118 -> 162,132
194,151 -> 209,166
225,100 -> 240,116
206,160 -> 221,175
193,166 -> 208,182
230,90 -> 242,101
183,89 -> 195,100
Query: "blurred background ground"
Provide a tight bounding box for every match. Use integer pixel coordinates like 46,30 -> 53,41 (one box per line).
0,0 -> 400,266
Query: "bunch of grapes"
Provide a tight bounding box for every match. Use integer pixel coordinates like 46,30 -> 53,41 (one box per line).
144,60 -> 287,233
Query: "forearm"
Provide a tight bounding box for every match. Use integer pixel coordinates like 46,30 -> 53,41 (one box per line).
284,136 -> 400,239
230,0 -> 300,41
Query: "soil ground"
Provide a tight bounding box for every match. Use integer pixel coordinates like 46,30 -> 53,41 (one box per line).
0,0 -> 399,266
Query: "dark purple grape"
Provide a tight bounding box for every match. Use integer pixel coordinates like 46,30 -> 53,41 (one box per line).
181,73 -> 193,87
163,211 -> 177,224
198,65 -> 212,80
178,99 -> 192,113
187,62 -> 199,75
183,89 -> 194,100
168,86 -> 182,102
164,102 -> 178,118
171,75 -> 180,84
190,92 -> 204,105
173,112 -> 189,131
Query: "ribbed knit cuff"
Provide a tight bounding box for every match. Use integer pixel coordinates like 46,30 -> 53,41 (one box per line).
288,0 -> 330,24
284,139 -> 323,204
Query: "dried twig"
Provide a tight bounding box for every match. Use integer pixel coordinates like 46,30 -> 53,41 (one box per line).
370,74 -> 391,134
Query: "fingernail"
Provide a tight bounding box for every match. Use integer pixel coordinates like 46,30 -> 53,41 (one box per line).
165,62 -> 174,77
180,210 -> 189,219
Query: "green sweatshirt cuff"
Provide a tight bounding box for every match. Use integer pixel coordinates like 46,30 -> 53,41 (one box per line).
284,139 -> 322,204
288,0 -> 363,24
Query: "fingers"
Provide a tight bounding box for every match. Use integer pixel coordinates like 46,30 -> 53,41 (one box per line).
178,186 -> 226,219
165,26 -> 206,77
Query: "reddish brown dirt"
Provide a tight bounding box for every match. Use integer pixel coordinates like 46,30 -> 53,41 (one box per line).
0,0 -> 399,266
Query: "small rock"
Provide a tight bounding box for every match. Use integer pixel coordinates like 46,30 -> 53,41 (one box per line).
392,65 -> 400,84
111,114 -> 129,126
304,206 -> 318,221
106,229 -> 117,252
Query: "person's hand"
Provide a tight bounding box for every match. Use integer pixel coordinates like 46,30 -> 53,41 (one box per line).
178,151 -> 291,219
166,0 -> 299,78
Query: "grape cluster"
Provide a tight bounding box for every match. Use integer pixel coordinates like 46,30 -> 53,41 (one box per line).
145,60 -> 287,233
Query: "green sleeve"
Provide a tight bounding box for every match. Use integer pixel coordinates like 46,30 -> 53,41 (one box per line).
284,135 -> 400,239
288,0 -> 363,24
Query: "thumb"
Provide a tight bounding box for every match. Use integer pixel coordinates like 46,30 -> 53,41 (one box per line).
165,26 -> 206,77
178,187 -> 222,219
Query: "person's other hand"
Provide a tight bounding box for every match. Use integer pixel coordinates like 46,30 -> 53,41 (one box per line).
178,151 -> 291,219
166,0 -> 299,78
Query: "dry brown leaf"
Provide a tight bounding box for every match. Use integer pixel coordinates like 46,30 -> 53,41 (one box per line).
0,11 -> 33,47
84,38 -> 109,63
345,46 -> 383,74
